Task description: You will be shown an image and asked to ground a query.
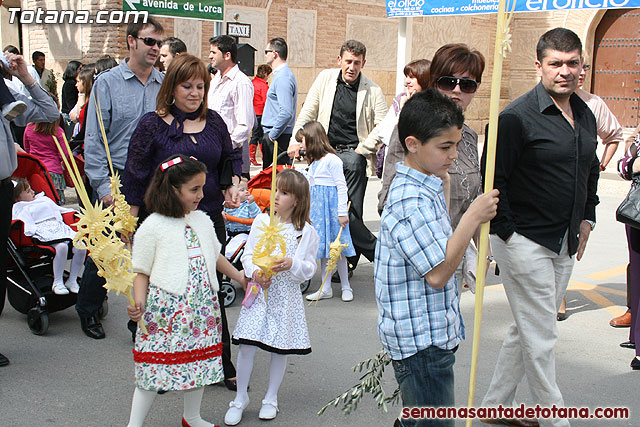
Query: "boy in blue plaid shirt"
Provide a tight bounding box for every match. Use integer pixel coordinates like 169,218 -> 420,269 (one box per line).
375,89 -> 499,426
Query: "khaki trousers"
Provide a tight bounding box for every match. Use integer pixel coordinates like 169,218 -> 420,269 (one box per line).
481,232 -> 574,427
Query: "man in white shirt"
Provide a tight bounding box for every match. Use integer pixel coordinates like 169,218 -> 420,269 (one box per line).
207,35 -> 255,178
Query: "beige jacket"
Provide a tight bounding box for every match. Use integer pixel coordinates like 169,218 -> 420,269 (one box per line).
290,69 -> 388,156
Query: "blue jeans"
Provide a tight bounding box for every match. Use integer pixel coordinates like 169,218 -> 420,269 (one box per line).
392,345 -> 457,427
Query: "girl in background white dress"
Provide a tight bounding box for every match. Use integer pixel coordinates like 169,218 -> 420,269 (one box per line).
225,169 -> 318,425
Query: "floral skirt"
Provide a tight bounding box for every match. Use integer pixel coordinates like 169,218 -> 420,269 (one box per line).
133,227 -> 224,391
49,172 -> 65,205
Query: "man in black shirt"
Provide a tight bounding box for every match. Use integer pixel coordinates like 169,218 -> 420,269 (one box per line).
287,40 -> 387,295
480,28 -> 599,427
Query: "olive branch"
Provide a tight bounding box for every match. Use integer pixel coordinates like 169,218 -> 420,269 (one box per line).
317,349 -> 401,416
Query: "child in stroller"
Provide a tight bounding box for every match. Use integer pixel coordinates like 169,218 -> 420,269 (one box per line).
12,178 -> 86,295
221,179 -> 262,307
6,152 -> 99,335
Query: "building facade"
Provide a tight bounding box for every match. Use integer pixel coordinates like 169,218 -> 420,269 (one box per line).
1,0 -> 637,136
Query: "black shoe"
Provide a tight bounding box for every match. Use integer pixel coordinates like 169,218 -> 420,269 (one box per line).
556,312 -> 567,321
631,357 -> 640,370
128,320 -> 137,343
0,352 -> 9,367
224,378 -> 237,391
621,341 -> 636,349
331,269 -> 353,283
80,315 -> 105,339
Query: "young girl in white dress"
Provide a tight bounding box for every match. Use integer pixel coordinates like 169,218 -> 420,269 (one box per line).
225,169 -> 319,425
297,121 -> 356,302
12,178 -> 86,295
126,155 -> 247,427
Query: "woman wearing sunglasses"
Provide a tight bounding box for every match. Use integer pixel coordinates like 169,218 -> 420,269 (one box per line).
428,44 -> 486,291
428,44 -> 485,230
379,44 -> 486,290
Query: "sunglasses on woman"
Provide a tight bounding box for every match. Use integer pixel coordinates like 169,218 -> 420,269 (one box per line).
135,36 -> 162,48
436,76 -> 479,94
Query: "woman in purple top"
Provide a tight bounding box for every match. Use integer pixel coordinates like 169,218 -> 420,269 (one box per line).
617,128 -> 640,370
122,54 -> 242,389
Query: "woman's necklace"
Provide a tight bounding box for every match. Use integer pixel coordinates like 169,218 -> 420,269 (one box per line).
451,127 -> 480,201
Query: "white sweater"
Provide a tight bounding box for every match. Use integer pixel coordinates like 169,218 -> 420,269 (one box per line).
12,192 -> 74,237
132,210 -> 221,296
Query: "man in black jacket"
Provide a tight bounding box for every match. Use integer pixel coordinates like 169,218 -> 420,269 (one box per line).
480,28 -> 599,427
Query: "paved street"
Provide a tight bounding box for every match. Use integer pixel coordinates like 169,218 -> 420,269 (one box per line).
1,167 -> 637,426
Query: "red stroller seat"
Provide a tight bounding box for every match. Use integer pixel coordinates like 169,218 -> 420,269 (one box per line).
7,153 -> 107,335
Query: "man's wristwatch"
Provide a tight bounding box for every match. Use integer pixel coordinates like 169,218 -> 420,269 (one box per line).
584,220 -> 596,231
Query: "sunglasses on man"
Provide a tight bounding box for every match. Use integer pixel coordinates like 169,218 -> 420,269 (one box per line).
436,76 -> 479,94
135,36 -> 162,48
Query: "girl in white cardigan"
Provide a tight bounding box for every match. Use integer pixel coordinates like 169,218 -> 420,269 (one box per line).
127,155 -> 247,427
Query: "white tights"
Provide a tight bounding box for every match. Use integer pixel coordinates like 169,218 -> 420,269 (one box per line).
234,344 -> 287,404
127,386 -> 213,427
320,256 -> 350,293
51,242 -> 86,285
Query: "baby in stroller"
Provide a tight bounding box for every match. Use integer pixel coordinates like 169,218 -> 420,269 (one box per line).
12,178 -> 86,295
223,179 -> 262,235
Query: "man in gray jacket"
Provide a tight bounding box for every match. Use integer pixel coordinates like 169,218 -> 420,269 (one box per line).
0,52 -> 61,366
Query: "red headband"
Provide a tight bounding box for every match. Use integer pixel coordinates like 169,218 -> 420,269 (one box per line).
160,156 -> 198,172
160,157 -> 183,171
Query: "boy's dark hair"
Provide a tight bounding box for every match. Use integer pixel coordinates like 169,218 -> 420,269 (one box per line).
144,155 -> 207,218
13,178 -> 30,202
536,28 -> 582,62
398,89 -> 464,154
268,37 -> 288,61
32,51 -> 45,62
275,169 -> 310,231
162,37 -> 187,56
339,40 -> 366,59
126,17 -> 163,51
209,35 -> 237,63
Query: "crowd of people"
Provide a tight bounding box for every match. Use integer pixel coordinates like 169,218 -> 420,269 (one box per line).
0,17 -> 635,427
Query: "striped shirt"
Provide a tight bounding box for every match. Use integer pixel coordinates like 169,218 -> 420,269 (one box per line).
375,163 -> 464,361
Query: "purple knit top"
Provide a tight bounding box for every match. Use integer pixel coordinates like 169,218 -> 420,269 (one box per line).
122,109 -> 241,215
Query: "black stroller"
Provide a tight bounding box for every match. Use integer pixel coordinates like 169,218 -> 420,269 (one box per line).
6,152 -> 107,335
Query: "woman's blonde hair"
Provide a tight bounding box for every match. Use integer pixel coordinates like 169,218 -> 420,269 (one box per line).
156,54 -> 209,121
275,169 -> 310,231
